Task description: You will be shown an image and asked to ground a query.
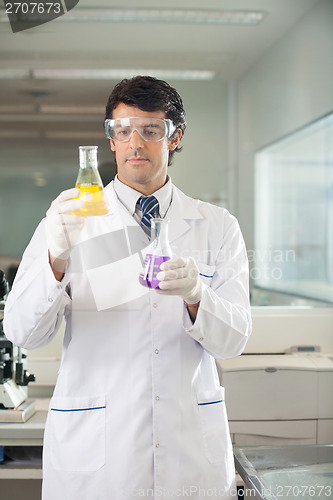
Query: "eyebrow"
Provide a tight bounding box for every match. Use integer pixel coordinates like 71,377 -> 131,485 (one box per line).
143,123 -> 162,129
114,117 -> 163,124
113,119 -> 164,130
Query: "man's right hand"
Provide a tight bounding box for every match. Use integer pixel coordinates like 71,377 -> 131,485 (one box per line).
46,188 -> 85,277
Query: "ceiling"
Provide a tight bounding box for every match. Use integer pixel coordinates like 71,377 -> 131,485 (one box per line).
0,0 -> 320,181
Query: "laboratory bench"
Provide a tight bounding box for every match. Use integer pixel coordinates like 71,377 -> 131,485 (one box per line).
0,399 -> 48,500
234,444 -> 333,500
0,410 -> 45,478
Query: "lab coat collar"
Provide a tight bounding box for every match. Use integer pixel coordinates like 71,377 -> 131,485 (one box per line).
162,185 -> 204,244
169,185 -> 204,220
104,182 -> 148,249
103,181 -> 120,216
104,181 -> 204,245
113,174 -> 173,219
104,181 -> 141,227
105,181 -> 203,218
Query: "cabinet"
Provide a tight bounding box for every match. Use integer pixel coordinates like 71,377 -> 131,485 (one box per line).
0,403 -> 47,500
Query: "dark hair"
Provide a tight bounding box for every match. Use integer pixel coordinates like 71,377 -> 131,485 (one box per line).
105,75 -> 186,165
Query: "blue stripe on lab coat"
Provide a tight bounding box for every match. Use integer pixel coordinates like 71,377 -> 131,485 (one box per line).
198,400 -> 223,406
51,406 -> 106,412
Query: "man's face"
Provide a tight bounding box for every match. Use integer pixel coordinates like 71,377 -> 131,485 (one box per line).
110,103 -> 180,195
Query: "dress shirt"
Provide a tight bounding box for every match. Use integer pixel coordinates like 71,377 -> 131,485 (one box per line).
113,174 -> 173,225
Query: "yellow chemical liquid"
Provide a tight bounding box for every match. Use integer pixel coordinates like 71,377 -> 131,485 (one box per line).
72,184 -> 109,216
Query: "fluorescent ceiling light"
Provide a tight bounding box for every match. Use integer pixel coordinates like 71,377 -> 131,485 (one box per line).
58,9 -> 266,25
0,129 -> 105,140
0,130 -> 40,139
32,69 -> 215,80
0,69 -> 30,79
0,8 -> 266,25
45,131 -> 105,140
0,114 -> 101,123
34,69 -> 215,81
0,104 -> 104,115
0,69 -> 214,81
40,105 -> 104,114
0,105 -> 36,113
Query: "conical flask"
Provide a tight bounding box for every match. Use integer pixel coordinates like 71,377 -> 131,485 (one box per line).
139,218 -> 172,289
72,145 -> 109,216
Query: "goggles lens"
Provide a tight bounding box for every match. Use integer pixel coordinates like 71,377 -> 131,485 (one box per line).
105,117 -> 176,143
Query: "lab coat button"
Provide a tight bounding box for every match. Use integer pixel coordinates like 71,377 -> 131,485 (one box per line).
155,349 -> 159,354
48,297 -> 53,303
57,285 -> 62,290
155,443 -> 160,448
153,303 -> 158,308
155,396 -> 160,401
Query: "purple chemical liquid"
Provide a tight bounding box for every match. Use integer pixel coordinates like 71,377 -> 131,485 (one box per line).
139,254 -> 170,289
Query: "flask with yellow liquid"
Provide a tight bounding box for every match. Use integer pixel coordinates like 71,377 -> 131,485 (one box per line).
72,145 -> 109,216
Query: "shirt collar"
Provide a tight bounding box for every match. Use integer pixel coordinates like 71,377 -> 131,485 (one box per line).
113,174 -> 173,218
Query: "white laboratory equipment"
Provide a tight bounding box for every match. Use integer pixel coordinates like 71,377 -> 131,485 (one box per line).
0,271 -> 35,411
216,350 -> 333,446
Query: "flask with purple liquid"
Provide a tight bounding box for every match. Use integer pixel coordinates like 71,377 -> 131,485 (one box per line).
139,218 -> 172,289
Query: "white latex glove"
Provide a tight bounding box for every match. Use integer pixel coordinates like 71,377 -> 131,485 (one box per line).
156,257 -> 202,305
46,188 -> 85,261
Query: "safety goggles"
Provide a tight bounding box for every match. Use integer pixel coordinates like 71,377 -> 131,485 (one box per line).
105,116 -> 176,143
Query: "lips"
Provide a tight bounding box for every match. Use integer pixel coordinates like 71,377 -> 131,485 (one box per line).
127,156 -> 149,163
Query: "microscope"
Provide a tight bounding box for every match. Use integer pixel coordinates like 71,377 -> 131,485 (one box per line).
0,270 -> 35,409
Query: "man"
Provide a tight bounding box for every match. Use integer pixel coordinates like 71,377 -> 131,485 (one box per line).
4,76 -> 252,500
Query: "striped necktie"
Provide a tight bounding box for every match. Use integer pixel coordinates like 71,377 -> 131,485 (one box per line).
139,195 -> 160,238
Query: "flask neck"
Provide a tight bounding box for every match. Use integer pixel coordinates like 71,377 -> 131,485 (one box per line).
76,145 -> 103,187
151,218 -> 172,257
79,146 -> 98,169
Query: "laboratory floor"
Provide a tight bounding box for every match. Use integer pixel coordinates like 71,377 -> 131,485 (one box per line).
0,481 -> 246,500
0,479 -> 42,500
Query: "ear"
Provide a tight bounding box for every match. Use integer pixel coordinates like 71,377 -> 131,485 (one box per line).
168,128 -> 182,151
110,139 -> 116,152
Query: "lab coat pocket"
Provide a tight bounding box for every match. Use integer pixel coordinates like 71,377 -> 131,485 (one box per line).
50,395 -> 106,472
197,263 -> 216,287
197,386 -> 228,464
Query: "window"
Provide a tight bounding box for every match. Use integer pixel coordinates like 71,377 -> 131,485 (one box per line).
254,111 -> 333,304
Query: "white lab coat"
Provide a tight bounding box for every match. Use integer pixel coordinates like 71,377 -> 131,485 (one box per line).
4,182 -> 251,500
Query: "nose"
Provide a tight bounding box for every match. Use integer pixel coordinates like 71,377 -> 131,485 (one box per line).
129,129 -> 144,149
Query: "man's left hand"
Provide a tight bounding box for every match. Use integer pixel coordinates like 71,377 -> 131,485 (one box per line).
156,257 -> 202,305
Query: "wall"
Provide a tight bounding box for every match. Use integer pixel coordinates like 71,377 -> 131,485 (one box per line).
0,170 -> 75,258
248,307 -> 333,354
170,80 -> 229,205
236,0 -> 333,250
